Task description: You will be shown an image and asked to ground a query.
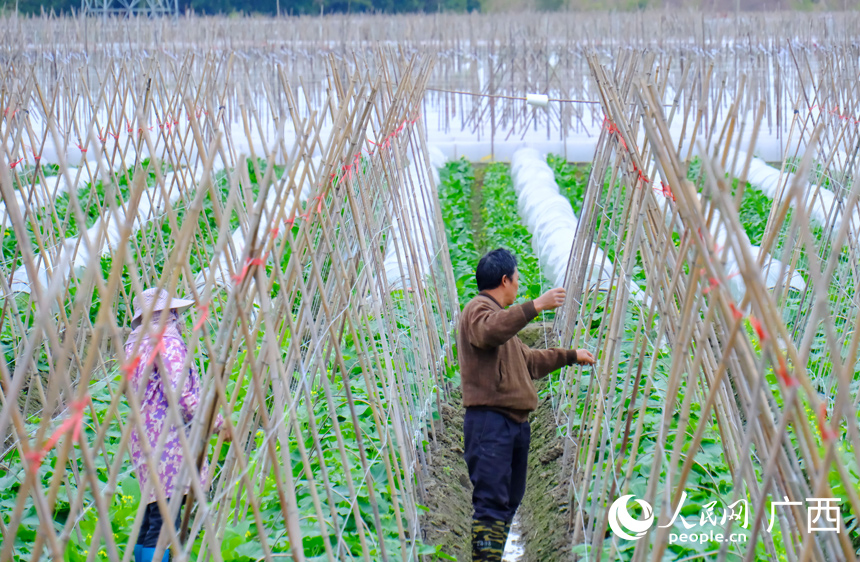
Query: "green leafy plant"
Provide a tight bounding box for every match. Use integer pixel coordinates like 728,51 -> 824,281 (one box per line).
438,158 -> 480,304
480,163 -> 548,304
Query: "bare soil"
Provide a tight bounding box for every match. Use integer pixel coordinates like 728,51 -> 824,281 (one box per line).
420,390 -> 473,561
420,327 -> 572,561
517,322 -> 553,348
518,382 -> 575,561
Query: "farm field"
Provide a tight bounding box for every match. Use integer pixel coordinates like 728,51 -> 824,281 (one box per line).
436,157 -> 773,560
1,10 -> 860,562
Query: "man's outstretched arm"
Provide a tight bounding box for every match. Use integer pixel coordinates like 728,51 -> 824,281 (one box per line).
467,288 -> 567,349
524,346 -> 596,380
467,299 -> 538,349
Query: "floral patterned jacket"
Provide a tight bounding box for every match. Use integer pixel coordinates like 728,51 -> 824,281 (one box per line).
125,336 -> 223,505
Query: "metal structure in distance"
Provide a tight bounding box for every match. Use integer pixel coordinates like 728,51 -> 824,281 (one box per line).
80,0 -> 176,17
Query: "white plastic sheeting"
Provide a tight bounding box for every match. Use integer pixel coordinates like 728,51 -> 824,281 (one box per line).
429,107 -> 790,164
698,200 -> 807,303
510,147 -> 613,291
0,170 -> 84,228
10,116 -> 152,173
509,146 -> 806,303
9,92 -> 845,301
2,115 -> 302,289
8,166 -> 203,294
10,106 -> 290,176
380,146 -> 442,290
7,94 -> 830,175
194,157 -> 318,294
421,142 -> 820,305
1,125 -> 136,231
194,138 -> 442,295
725,148 -> 860,236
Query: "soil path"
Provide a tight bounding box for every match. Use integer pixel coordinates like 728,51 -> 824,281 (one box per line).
420,391 -> 472,561
421,323 -> 574,561
423,157 -> 575,559
518,381 -> 576,561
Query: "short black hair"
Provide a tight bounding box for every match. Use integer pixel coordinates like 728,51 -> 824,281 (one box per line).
476,248 -> 517,291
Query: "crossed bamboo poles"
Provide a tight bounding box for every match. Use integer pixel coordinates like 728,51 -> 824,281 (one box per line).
0,50 -> 461,562
3,13 -> 860,562
552,52 -> 860,561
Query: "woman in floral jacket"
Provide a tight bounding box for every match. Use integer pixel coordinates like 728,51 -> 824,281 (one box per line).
124,288 -> 227,562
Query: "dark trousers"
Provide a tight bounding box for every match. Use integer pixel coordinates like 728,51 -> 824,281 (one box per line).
136,499 -> 182,548
463,408 -> 530,523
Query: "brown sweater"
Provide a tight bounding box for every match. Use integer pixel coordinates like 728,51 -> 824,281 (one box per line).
457,292 -> 579,422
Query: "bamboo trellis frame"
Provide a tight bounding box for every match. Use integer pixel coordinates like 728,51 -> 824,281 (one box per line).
2,13 -> 860,160
553,51 -> 860,561
0,49 -> 458,562
3,12 -> 860,562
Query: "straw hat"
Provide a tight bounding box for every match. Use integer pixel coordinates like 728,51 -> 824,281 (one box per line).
131,288 -> 195,323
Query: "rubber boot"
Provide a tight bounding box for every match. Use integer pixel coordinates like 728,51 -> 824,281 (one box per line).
133,545 -> 142,562
471,519 -> 506,561
139,547 -> 169,562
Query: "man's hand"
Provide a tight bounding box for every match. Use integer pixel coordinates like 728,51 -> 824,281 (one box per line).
534,288 -> 566,312
574,349 -> 596,365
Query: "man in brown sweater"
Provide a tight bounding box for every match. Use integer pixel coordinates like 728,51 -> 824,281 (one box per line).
459,248 -> 595,561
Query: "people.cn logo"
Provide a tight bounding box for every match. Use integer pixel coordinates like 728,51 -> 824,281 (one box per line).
608,495 -> 655,540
